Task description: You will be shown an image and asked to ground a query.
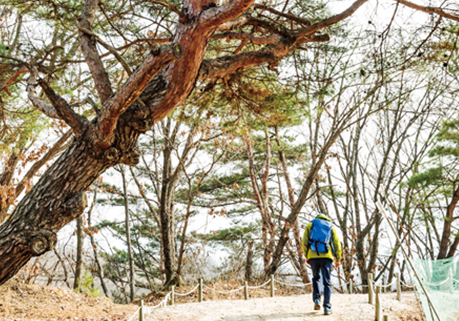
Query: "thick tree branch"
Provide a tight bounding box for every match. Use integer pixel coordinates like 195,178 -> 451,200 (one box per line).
78,0 -> 113,103
213,32 -> 281,45
199,33 -> 331,80
96,43 -> 182,148
397,0 -> 459,22
199,48 -> 277,80
217,14 -> 250,31
201,0 -> 256,28
38,79 -> 89,137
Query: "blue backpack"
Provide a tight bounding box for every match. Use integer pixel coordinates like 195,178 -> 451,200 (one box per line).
308,219 -> 333,255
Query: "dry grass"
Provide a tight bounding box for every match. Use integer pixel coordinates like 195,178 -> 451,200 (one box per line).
0,278 -> 137,321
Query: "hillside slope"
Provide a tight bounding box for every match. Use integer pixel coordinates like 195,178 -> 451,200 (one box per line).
0,279 -> 137,320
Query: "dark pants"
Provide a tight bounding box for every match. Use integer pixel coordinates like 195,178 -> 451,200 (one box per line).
310,258 -> 333,309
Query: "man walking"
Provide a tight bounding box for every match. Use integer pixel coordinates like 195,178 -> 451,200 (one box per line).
302,213 -> 342,315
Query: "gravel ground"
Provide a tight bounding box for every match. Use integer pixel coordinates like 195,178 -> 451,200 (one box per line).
151,293 -> 422,321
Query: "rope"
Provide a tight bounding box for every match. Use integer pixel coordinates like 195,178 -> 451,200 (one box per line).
274,279 -> 312,287
175,284 -> 200,296
247,279 -> 271,289
203,284 -> 245,294
422,278 -> 451,287
400,281 -> 416,288
375,281 -> 396,288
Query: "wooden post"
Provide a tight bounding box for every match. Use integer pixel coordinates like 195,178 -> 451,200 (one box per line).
382,276 -> 386,293
244,281 -> 249,300
396,273 -> 401,301
349,279 -> 353,294
375,286 -> 381,321
270,275 -> 275,297
383,315 -> 389,321
368,273 -> 374,305
199,278 -> 203,302
139,300 -> 144,321
170,285 -> 175,306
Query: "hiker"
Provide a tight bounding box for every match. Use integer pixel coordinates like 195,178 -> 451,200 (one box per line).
302,213 -> 342,315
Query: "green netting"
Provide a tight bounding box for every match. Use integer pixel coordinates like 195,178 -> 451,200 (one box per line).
411,256 -> 459,321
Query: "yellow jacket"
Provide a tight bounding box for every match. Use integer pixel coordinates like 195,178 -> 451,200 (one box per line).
302,214 -> 342,262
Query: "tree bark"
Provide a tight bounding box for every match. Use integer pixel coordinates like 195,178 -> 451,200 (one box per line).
0,151 -> 20,223
159,121 -> 178,286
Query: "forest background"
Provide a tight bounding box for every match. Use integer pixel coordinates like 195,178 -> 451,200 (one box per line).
0,0 -> 459,304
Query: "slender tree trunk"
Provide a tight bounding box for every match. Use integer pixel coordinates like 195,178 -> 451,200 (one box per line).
245,240 -> 253,283
158,121 -> 178,286
274,126 -> 310,283
87,191 -> 109,297
54,249 -> 71,288
438,186 -> 459,259
121,167 -> 135,302
73,215 -> 84,290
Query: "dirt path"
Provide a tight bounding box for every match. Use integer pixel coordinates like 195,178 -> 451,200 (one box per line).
151,293 -> 422,321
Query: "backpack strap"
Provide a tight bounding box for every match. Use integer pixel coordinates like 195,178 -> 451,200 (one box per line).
306,222 -> 314,257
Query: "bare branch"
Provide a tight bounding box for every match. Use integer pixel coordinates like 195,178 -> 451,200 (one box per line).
296,0 -> 368,39
145,0 -> 181,15
38,79 -> 90,137
245,17 -> 290,35
78,0 -> 113,103
254,4 -> 311,26
0,67 -> 28,96
96,43 -> 182,148
26,69 -> 60,119
199,32 -> 328,80
78,26 -> 133,75
397,0 -> 459,22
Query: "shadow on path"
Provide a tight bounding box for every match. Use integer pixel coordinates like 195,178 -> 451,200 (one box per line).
223,312 -> 320,321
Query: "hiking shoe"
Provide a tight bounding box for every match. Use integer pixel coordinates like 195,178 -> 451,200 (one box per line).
314,299 -> 321,310
324,307 -> 333,315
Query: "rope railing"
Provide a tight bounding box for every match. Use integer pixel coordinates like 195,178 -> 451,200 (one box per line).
274,279 -> 312,287
174,284 -> 200,296
247,279 -> 271,289
203,284 -> 245,294
125,273 -> 416,320
401,281 -> 416,288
